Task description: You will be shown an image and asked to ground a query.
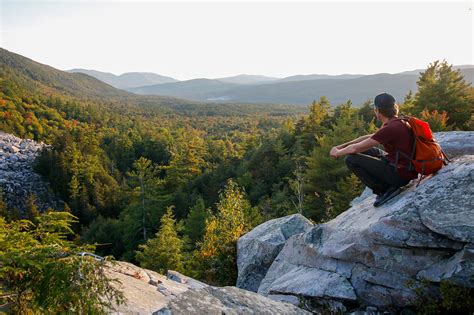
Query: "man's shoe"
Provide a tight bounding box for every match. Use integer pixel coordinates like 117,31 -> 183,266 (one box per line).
374,193 -> 383,205
373,187 -> 402,207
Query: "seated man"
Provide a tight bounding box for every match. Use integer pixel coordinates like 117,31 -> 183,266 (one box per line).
329,93 -> 418,207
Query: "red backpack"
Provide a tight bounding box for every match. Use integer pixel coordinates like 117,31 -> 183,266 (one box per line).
396,116 -> 449,186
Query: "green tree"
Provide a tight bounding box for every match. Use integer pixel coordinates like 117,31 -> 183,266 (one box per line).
358,99 -> 375,124
413,60 -> 473,130
136,206 -> 184,274
164,128 -> 207,188
127,157 -> 167,242
183,197 -> 209,245
198,179 -> 253,285
0,212 -> 124,313
295,96 -> 331,153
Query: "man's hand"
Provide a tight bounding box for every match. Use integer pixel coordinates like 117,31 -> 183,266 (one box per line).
329,146 -> 339,159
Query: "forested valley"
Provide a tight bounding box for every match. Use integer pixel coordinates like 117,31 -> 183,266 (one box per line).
1,48 -> 473,312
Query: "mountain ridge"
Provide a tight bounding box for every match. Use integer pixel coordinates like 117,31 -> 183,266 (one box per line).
126,67 -> 474,106
67,68 -> 178,89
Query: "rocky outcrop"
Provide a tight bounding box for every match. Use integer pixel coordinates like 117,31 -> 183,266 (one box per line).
236,214 -> 313,292
0,132 -> 62,212
263,156 -> 473,310
106,261 -> 309,314
237,132 -> 473,313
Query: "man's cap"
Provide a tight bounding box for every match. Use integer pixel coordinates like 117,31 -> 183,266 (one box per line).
373,93 -> 396,109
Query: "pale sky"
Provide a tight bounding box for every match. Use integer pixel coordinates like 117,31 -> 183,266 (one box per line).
1,0 -> 473,80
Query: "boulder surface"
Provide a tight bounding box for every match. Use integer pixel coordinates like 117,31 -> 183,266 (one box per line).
106,262 -> 310,314
236,213 -> 313,292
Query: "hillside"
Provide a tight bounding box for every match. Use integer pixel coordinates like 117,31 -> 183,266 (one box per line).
0,48 -> 128,99
68,69 -> 178,89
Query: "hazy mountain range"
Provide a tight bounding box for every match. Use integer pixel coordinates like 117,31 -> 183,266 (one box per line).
1,48 -> 303,117
69,66 -> 473,106
67,69 -> 178,89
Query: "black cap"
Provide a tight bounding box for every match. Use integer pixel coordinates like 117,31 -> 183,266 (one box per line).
373,93 -> 396,109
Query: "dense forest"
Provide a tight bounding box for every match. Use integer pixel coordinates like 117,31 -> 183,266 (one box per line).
1,49 -> 473,312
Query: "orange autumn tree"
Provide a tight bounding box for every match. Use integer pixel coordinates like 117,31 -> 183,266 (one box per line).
197,179 -> 257,285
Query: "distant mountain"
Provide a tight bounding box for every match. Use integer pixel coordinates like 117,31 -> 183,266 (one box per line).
67,69 -> 178,89
216,74 -> 280,85
128,68 -> 473,106
129,79 -> 239,101
276,74 -> 364,83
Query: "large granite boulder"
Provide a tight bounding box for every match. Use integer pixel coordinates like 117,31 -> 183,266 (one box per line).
253,154 -> 473,312
236,214 -> 313,292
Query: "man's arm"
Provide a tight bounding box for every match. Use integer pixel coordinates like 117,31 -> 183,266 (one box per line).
335,134 -> 373,149
330,137 -> 379,158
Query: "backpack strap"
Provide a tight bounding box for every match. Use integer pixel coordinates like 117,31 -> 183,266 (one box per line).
393,116 -> 416,171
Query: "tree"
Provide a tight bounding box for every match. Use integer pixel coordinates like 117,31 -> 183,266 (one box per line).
198,179 -> 252,285
289,157 -> 305,214
0,212 -> 124,313
135,206 -> 184,274
164,128 -> 207,188
413,60 -> 473,130
295,96 -> 332,153
127,157 -> 167,242
358,99 -> 375,124
183,197 -> 209,245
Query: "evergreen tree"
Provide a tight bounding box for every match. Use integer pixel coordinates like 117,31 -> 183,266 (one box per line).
136,206 -> 184,274
126,157 -> 167,241
399,90 -> 416,116
0,212 -> 124,313
358,99 -> 375,124
164,128 -> 207,188
295,96 -> 331,153
413,60 -> 473,130
183,197 -> 209,245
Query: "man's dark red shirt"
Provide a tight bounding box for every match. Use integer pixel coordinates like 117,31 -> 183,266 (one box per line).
371,117 -> 419,180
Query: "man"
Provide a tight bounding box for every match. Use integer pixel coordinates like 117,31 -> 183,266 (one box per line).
329,93 -> 418,207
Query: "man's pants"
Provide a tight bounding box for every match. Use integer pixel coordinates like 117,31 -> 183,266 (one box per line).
345,148 -> 410,195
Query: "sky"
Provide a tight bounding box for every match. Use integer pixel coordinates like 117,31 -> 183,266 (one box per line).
1,0 -> 473,80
